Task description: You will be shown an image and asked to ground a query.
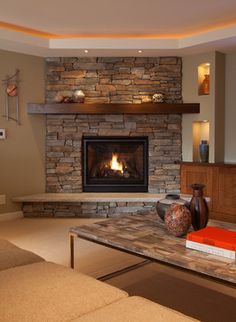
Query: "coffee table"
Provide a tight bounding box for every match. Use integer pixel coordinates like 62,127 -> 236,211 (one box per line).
69,213 -> 236,285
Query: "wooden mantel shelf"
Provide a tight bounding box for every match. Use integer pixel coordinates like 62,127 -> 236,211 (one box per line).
27,103 -> 200,115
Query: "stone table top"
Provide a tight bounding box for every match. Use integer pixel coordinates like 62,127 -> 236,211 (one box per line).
70,213 -> 236,285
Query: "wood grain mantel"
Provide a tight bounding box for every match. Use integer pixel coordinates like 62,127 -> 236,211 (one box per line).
27,103 -> 200,115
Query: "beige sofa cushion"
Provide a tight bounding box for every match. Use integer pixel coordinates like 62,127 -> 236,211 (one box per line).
0,261 -> 128,322
0,239 -> 44,271
74,296 -> 199,322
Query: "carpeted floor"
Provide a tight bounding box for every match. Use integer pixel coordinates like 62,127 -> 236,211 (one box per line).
106,262 -> 236,322
0,216 -> 236,322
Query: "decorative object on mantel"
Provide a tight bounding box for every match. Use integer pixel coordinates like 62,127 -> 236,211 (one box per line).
164,203 -> 192,237
156,194 -> 188,221
54,93 -> 65,103
54,89 -> 85,104
54,93 -> 73,103
2,69 -> 20,125
72,90 -> 85,103
140,95 -> 152,103
63,96 -> 74,103
152,93 -> 164,103
189,183 -> 209,231
199,140 -> 209,163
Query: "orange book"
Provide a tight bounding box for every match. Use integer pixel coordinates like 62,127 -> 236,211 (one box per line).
186,226 -> 236,251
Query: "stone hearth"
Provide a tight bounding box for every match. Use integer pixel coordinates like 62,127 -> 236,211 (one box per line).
15,193 -> 192,218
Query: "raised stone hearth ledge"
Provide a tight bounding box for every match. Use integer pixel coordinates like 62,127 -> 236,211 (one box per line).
13,192 -> 192,203
13,193 -> 193,218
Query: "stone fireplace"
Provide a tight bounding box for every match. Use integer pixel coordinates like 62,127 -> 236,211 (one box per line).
82,136 -> 148,192
22,56 -> 183,217
45,56 -> 182,195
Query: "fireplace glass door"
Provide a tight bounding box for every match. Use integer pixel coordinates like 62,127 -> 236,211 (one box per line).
82,136 -> 148,192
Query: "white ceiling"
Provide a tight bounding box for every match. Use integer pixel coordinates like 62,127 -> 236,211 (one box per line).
1,0 -> 236,56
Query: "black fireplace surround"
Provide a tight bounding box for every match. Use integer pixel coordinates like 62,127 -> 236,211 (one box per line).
82,136 -> 148,192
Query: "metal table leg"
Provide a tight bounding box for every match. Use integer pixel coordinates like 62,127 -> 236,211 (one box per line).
70,234 -> 75,269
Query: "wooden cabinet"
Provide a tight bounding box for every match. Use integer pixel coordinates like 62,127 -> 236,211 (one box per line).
181,162 -> 236,223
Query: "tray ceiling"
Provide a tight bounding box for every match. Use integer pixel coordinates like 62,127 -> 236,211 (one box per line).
1,0 -> 236,56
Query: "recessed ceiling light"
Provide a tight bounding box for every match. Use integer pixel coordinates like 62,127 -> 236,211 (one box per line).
138,50 -> 143,53
84,49 -> 89,53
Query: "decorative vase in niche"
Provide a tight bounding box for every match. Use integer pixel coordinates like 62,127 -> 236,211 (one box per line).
189,183 -> 209,231
164,204 -> 192,237
201,74 -> 210,95
199,140 -> 209,163
156,194 -> 189,221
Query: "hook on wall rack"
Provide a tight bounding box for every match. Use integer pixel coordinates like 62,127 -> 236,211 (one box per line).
2,69 -> 20,125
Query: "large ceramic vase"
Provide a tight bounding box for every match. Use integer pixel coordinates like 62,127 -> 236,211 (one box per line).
156,194 -> 188,221
189,183 -> 209,231
164,204 -> 192,237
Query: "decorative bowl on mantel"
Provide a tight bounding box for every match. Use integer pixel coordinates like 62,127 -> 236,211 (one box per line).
156,194 -> 189,221
73,90 -> 85,103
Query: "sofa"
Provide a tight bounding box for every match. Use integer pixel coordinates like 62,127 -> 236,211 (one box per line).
0,239 -> 198,322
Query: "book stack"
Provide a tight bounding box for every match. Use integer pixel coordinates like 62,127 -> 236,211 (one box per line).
186,226 -> 236,259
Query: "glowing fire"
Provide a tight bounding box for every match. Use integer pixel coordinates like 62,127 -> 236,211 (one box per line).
110,153 -> 123,173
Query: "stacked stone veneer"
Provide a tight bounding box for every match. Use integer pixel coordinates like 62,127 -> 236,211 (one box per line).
23,56 -> 182,217
45,57 -> 182,104
23,201 -> 157,218
45,113 -> 181,193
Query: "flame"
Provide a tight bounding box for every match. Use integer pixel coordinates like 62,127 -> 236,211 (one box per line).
110,153 -> 123,173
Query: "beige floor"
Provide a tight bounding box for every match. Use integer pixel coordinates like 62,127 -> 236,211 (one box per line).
1,217 -> 236,322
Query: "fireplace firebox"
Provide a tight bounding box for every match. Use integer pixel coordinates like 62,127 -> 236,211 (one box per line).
82,136 -> 148,192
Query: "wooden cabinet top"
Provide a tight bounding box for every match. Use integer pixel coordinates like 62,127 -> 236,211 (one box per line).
180,161 -> 236,168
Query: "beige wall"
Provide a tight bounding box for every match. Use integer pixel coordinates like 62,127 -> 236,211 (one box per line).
225,53 -> 236,162
182,51 -> 236,163
214,52 -> 225,162
182,52 -> 215,162
0,50 -> 45,215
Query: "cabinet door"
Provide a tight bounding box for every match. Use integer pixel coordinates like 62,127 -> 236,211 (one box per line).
181,164 -> 213,210
181,165 -> 212,196
212,167 -> 236,222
